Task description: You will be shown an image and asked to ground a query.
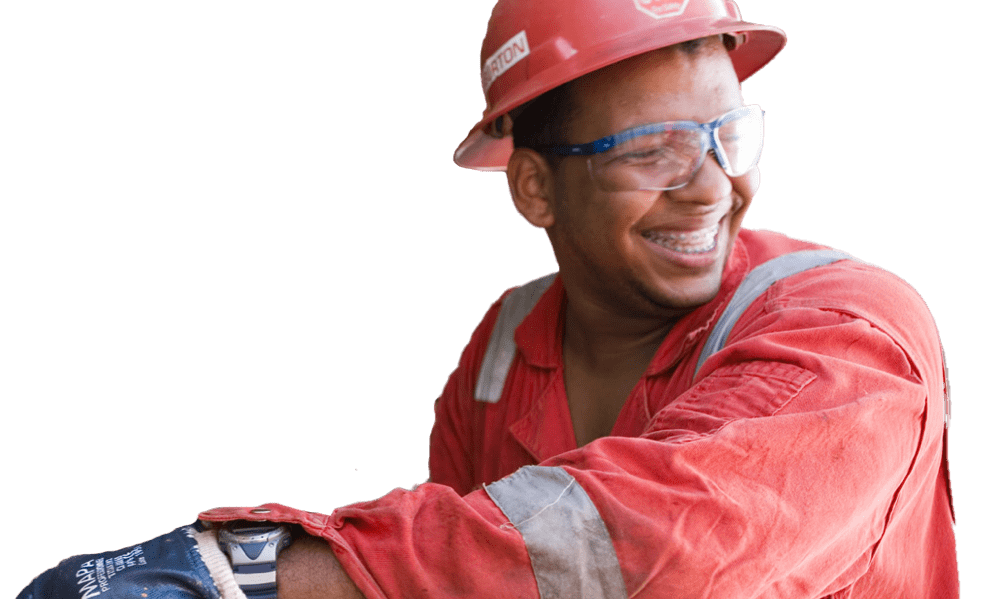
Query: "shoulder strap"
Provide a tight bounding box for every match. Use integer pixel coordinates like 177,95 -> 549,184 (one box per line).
474,273 -> 557,403
693,249 -> 853,381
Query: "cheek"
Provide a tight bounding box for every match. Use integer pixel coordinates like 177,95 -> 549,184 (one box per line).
571,190 -> 640,233
748,166 -> 760,197
729,167 -> 759,221
554,169 -> 657,243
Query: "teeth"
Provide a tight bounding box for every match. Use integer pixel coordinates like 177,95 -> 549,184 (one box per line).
644,224 -> 718,253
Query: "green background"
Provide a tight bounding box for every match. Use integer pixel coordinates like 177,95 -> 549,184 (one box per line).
3,1 -> 997,595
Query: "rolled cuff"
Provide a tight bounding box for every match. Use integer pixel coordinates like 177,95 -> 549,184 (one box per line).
198,504 -> 384,599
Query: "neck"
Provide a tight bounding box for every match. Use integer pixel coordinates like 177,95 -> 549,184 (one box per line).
562,292 -> 680,370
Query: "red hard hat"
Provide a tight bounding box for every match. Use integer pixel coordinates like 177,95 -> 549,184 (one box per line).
454,0 -> 786,171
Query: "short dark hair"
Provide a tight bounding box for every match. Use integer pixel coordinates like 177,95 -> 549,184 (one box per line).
510,35 -> 735,168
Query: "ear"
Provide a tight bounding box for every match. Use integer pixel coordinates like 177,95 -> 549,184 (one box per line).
506,148 -> 556,229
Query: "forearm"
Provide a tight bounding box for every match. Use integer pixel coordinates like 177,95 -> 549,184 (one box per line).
278,536 -> 363,599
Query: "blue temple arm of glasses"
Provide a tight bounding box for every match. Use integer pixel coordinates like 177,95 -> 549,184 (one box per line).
543,121 -> 698,156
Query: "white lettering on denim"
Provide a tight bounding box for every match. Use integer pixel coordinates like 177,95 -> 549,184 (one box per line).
75,560 -> 101,599
94,558 -> 110,592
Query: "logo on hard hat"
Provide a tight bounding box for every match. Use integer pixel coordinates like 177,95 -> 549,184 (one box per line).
482,31 -> 530,95
634,0 -> 690,19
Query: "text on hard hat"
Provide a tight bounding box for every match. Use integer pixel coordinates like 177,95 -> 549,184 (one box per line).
482,31 -> 530,95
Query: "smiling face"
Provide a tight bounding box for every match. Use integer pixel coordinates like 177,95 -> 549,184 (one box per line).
539,40 -> 758,322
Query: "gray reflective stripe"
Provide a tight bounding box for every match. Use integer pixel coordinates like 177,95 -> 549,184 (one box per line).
475,273 -> 557,403
485,466 -> 627,599
694,249 -> 854,380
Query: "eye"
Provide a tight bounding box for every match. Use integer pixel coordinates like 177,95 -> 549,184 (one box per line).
615,147 -> 670,164
603,138 -> 677,167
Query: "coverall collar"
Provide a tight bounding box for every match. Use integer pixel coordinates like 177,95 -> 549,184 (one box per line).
513,236 -> 751,375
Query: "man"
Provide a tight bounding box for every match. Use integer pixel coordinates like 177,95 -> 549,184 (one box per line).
18,0 -> 958,597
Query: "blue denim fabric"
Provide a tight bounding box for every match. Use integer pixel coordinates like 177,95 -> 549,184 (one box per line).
18,524 -> 221,599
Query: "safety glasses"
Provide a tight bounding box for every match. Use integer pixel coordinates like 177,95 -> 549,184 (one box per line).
537,105 -> 765,192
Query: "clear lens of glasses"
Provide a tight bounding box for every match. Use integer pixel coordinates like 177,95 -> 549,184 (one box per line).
586,107 -> 764,192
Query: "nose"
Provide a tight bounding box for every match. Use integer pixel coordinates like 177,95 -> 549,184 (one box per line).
665,149 -> 733,205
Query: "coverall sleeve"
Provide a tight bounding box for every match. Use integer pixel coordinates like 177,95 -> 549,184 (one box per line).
200,264 -> 949,598
530,263 -> 949,597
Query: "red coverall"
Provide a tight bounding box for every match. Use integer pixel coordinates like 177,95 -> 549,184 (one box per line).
201,229 -> 958,598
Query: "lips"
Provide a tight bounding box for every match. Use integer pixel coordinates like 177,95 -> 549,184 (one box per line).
642,222 -> 719,254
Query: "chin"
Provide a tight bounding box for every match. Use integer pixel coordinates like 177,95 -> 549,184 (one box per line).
647,274 -> 724,313
667,287 -> 721,310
